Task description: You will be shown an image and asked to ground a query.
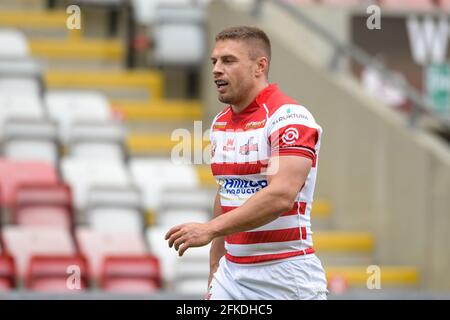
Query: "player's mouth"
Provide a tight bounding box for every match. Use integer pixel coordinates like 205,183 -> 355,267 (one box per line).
215,79 -> 229,93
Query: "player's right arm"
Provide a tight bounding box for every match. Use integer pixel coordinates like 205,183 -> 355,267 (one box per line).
208,187 -> 225,287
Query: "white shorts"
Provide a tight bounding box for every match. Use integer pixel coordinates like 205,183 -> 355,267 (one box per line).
208,254 -> 328,300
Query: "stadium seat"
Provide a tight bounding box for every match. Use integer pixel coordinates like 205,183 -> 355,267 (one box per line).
0,78 -> 41,96
173,244 -> 209,295
11,183 -> 73,228
75,227 -> 148,280
86,186 -> 143,232
156,208 -> 210,227
152,5 -> 205,67
68,120 -> 126,161
1,226 -> 76,278
145,226 -> 178,286
0,58 -> 43,80
0,160 -> 59,208
12,183 -> 72,209
129,158 -> 199,211
158,187 -> 212,211
61,157 -> 132,210
45,90 -> 113,144
2,118 -> 59,166
26,255 -> 89,292
100,255 -> 161,293
438,0 -> 450,9
131,0 -> 202,27
0,29 -> 29,58
0,94 -> 44,140
87,207 -> 143,232
0,254 -> 16,291
14,207 -> 71,229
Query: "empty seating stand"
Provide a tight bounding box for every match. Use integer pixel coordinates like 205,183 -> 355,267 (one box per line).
75,227 -> 148,281
26,255 -> 89,292
129,158 -> 199,212
1,226 -> 76,279
0,159 -> 59,209
2,118 -> 59,166
11,183 -> 73,228
61,157 -> 132,211
45,90 -> 113,144
68,120 -> 127,161
0,29 -> 29,58
85,186 -> 144,232
100,255 -> 161,293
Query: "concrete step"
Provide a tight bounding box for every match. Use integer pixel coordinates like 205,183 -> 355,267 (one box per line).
318,253 -> 374,266
126,132 -> 207,156
314,231 -> 374,252
112,100 -> 203,122
325,266 -> 419,287
45,69 -> 163,100
30,38 -> 123,61
0,10 -> 67,29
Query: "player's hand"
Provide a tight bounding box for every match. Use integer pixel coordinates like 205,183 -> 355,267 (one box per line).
165,223 -> 214,256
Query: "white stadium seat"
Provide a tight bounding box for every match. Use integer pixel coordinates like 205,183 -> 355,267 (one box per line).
2,119 -> 58,166
0,78 -> 41,96
45,90 -> 112,144
129,157 -> 199,211
86,186 -> 143,232
0,29 -> 29,58
156,208 -> 210,227
68,120 -> 126,160
61,157 -> 132,210
152,5 -> 205,66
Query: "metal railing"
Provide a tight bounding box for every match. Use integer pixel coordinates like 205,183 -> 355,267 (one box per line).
251,0 -> 450,130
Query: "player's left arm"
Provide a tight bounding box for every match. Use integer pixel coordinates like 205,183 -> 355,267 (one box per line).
165,155 -> 312,256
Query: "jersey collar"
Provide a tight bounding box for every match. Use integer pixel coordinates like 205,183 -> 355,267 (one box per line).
230,83 -> 278,122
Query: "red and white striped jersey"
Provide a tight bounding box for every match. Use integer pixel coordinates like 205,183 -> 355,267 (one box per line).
210,84 -> 323,264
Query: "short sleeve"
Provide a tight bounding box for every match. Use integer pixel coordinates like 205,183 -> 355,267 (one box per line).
267,104 -> 320,164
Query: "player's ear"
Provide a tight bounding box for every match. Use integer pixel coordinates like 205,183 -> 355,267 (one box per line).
255,56 -> 269,78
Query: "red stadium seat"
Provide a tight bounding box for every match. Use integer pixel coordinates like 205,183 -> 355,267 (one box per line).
438,0 -> 450,9
100,256 -> 161,293
13,183 -> 72,208
12,183 -> 73,228
0,159 -> 59,208
26,255 -> 89,292
15,206 -> 71,228
75,227 -> 148,280
0,255 -> 15,291
1,226 -> 76,278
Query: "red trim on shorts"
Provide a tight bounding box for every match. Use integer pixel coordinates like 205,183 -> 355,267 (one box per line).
225,248 -> 315,264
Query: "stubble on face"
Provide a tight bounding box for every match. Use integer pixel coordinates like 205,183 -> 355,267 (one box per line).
212,40 -> 256,107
